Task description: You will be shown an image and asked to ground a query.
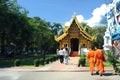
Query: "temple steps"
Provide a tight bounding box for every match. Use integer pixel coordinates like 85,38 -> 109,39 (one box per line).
70,51 -> 79,57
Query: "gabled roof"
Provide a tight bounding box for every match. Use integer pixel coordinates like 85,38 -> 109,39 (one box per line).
55,15 -> 93,42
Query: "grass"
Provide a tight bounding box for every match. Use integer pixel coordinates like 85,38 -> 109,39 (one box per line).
104,61 -> 112,66
85,61 -> 120,67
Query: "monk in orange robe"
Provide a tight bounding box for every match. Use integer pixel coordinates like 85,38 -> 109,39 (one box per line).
94,46 -> 105,76
87,47 -> 95,75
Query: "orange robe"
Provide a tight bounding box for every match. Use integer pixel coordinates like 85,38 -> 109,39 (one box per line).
95,49 -> 105,73
87,50 -> 95,72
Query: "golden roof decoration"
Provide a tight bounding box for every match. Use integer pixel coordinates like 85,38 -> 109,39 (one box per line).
63,26 -> 68,33
55,32 -> 68,42
55,14 -> 93,42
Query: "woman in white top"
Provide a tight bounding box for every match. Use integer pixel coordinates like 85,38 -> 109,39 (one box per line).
63,48 -> 69,65
59,48 -> 64,63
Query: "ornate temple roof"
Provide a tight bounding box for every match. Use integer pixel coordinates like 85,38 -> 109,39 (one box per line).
55,15 -> 94,42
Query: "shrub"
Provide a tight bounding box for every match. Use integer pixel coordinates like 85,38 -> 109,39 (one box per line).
53,56 -> 56,61
40,59 -> 44,65
50,57 -> 53,63
14,59 -> 21,66
45,58 -> 50,64
81,53 -> 86,57
106,51 -> 120,74
78,54 -> 86,67
34,59 -> 39,67
56,55 -> 59,60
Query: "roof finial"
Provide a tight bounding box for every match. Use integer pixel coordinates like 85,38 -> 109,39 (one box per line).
74,12 -> 76,16
72,12 -> 76,18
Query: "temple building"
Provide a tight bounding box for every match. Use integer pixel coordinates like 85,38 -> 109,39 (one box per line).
55,15 -> 93,56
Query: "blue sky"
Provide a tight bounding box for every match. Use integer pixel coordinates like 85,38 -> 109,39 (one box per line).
17,0 -> 113,27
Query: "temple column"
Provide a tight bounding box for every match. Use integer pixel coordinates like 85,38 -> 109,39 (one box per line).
78,35 -> 81,56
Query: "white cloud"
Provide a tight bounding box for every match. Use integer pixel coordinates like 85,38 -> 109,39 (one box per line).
64,21 -> 70,26
76,15 -> 84,22
86,4 -> 107,27
64,4 -> 108,27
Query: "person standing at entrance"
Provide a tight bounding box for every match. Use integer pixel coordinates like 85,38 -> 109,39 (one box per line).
58,48 -> 64,64
87,47 -> 95,75
63,47 -> 69,65
94,46 -> 105,76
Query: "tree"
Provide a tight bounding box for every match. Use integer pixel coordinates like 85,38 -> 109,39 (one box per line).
80,23 -> 107,49
51,23 -> 62,35
0,0 -> 30,55
92,26 -> 107,49
27,16 -> 58,53
80,22 -> 94,36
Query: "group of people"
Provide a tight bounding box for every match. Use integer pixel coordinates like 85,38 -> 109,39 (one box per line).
57,47 -> 70,65
87,45 -> 107,76
57,45 -> 107,76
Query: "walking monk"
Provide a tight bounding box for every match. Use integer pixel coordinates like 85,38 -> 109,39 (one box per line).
94,46 -> 105,76
87,47 -> 95,75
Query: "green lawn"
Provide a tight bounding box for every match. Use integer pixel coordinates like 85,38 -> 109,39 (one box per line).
86,61 -> 120,67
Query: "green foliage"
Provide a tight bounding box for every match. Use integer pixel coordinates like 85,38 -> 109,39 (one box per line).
34,59 -> 39,67
0,54 -> 57,67
78,54 -> 86,67
14,59 -> 20,66
40,59 -> 45,65
107,52 -> 118,63
106,50 -> 120,73
51,23 -> 62,35
80,22 -> 93,36
0,0 -> 59,56
0,59 -> 14,67
81,53 -> 86,57
45,58 -> 50,64
92,26 -> 107,49
80,23 -> 107,49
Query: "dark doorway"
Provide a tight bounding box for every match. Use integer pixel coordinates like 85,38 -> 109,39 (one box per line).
70,38 -> 79,51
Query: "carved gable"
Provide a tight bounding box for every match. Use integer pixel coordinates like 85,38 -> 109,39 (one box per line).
68,20 -> 80,34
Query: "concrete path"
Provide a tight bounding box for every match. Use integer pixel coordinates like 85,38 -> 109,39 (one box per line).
0,71 -> 120,80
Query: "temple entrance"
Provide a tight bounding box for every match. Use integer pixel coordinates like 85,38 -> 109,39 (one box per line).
71,38 -> 79,51
70,38 -> 79,56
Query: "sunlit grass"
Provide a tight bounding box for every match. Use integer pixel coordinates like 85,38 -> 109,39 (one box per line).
85,61 -> 119,67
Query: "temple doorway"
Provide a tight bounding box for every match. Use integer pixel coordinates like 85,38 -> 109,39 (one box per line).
70,38 -> 79,51
70,38 -> 79,56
